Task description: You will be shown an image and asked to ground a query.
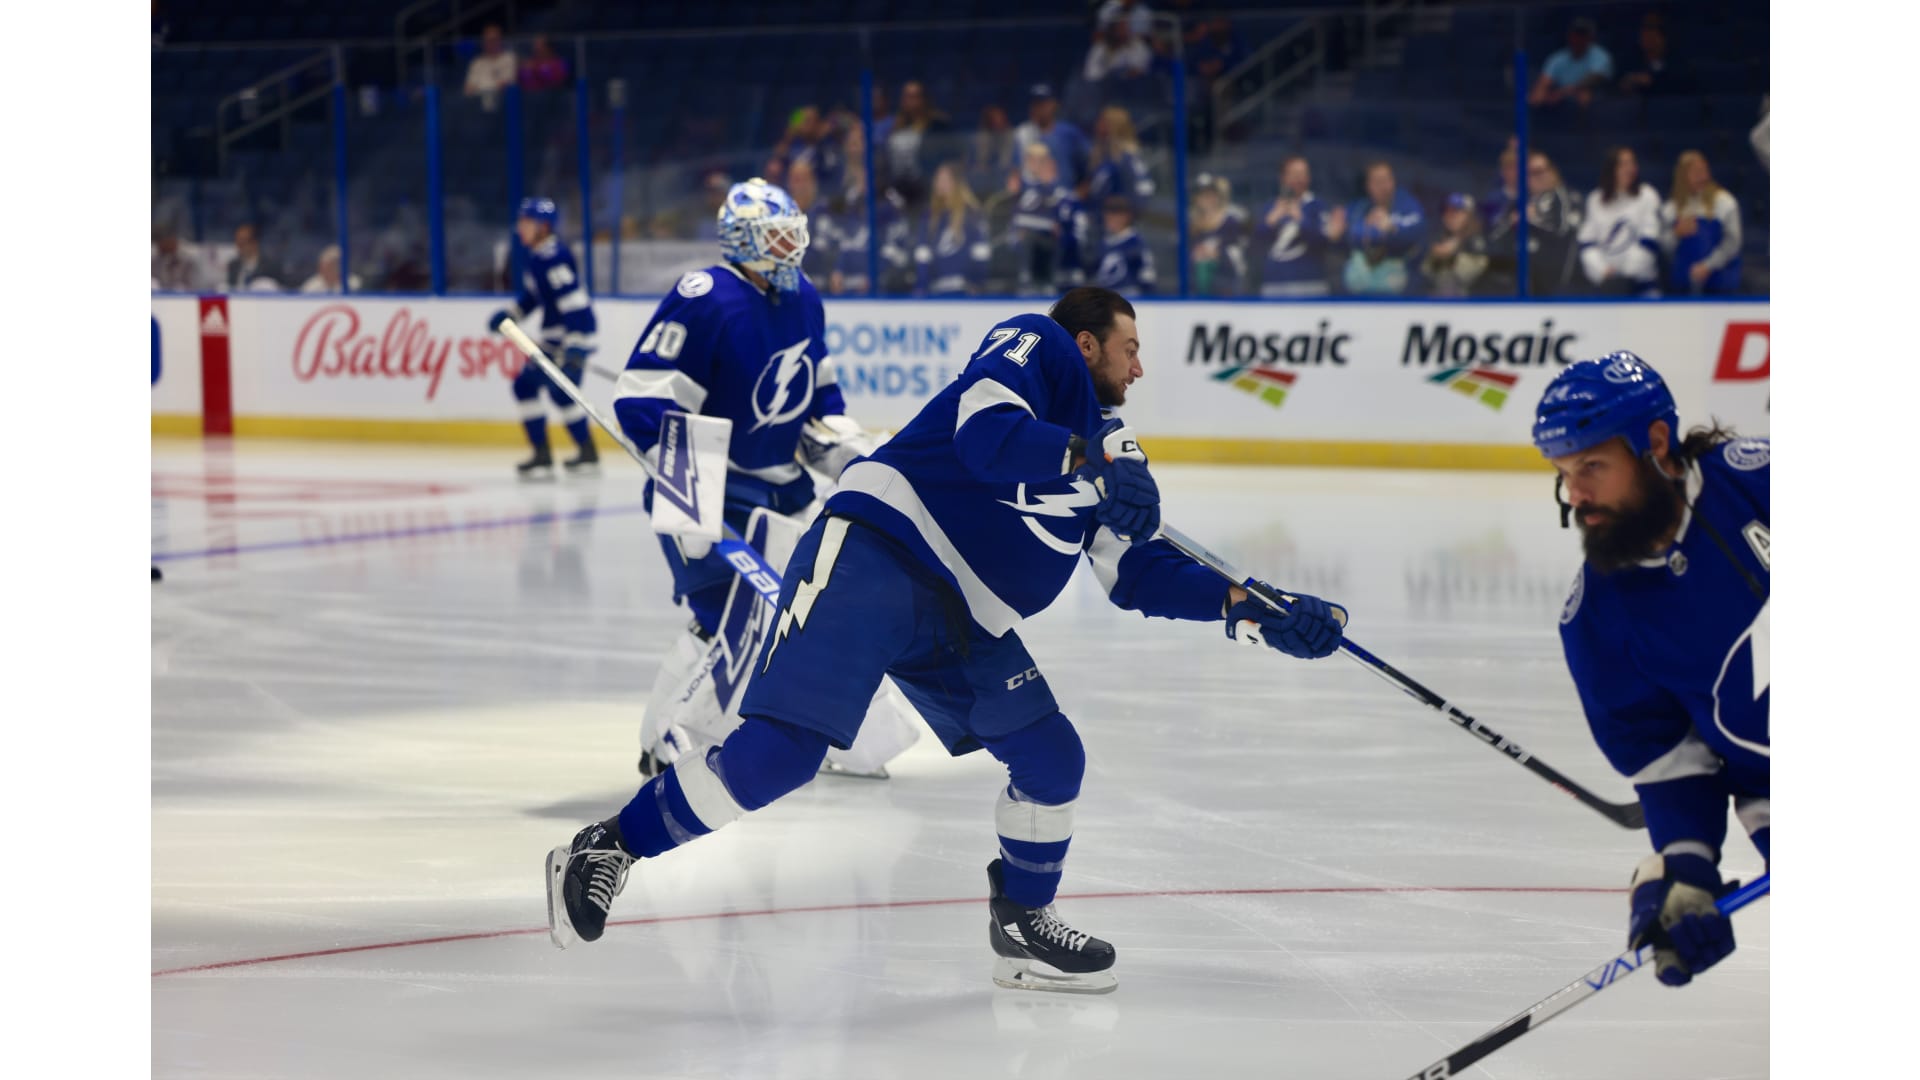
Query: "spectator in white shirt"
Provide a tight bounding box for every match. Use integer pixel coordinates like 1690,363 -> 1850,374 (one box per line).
464,25 -> 518,111
1577,146 -> 1662,295
299,245 -> 363,294
1085,18 -> 1154,84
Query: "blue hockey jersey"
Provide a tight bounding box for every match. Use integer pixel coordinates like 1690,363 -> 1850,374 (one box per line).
827,312 -> 1226,638
1559,438 -> 1770,863
614,265 -> 847,511
1088,151 -> 1154,206
913,213 -> 991,297
508,236 -> 597,353
1011,181 -> 1087,279
1252,193 -> 1338,295
1092,228 -> 1156,295
814,193 -> 911,295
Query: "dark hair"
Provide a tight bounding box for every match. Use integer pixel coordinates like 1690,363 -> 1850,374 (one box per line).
1049,287 -> 1135,344
1599,145 -> 1640,202
1678,421 -> 1739,463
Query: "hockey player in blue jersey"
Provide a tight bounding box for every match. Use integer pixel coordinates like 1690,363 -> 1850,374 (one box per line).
612,178 -> 887,776
1535,352 -> 1768,988
546,287 -> 1351,993
488,198 -> 598,479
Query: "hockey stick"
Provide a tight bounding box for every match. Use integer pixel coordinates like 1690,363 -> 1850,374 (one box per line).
1157,523 -> 1646,830
1399,873 -> 1770,1079
498,319 -> 784,607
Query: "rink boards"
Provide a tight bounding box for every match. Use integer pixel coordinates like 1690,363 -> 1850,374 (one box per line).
151,294 -> 1769,469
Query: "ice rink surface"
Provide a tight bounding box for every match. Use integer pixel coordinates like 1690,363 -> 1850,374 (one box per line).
151,439 -> 1768,1079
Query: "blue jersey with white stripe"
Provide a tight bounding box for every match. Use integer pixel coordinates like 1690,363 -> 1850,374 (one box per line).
1559,439 -> 1771,861
913,213 -> 991,297
614,265 -> 846,508
511,236 -> 597,354
827,312 -> 1226,637
1092,229 -> 1156,295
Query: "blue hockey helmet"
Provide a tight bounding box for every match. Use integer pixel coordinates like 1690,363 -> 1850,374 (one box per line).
717,178 -> 809,292
1532,351 -> 1680,459
517,197 -> 559,227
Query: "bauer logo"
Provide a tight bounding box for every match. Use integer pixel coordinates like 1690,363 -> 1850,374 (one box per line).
1400,321 -> 1576,367
1426,367 -> 1519,410
1211,363 -> 1298,409
1186,321 -> 1351,366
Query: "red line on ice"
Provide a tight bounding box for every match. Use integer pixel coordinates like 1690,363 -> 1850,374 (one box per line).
151,884 -> 1621,977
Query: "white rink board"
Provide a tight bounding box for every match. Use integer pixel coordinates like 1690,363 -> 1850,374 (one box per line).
162,293 -> 1770,449
151,296 -> 203,415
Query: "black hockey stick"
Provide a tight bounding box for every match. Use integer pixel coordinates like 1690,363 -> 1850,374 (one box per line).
1158,524 -> 1646,830
1399,873 -> 1769,1079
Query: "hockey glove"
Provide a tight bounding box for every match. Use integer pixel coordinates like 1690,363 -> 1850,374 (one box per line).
1628,852 -> 1738,987
1083,419 -> 1158,544
1225,584 -> 1347,659
797,413 -> 881,481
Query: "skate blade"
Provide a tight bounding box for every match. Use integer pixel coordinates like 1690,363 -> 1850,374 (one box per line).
564,462 -> 601,476
545,845 -> 577,949
518,468 -> 556,483
817,761 -> 889,781
992,956 -> 1117,995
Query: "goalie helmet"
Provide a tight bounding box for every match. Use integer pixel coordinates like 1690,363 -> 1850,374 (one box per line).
1532,351 -> 1679,459
717,178 -> 809,292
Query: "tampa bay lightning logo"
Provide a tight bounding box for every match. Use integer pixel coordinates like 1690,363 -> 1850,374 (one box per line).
677,271 -> 713,298
1712,600 -> 1771,758
750,338 -> 815,432
1724,438 -> 1769,471
1560,566 -> 1584,625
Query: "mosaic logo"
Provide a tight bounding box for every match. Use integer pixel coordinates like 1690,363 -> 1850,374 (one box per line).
1213,364 -> 1298,408
1428,367 -> 1518,410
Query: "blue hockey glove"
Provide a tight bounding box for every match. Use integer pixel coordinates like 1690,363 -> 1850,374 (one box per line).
1628,852 -> 1737,987
1225,584 -> 1346,659
1082,419 -> 1158,544
487,308 -> 517,334
562,345 -> 590,368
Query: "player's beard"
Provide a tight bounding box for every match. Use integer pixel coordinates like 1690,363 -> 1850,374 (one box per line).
1577,456 -> 1686,573
1089,343 -> 1127,407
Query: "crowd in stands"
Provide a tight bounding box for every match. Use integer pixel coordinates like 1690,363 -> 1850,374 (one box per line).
152,4 -> 1763,300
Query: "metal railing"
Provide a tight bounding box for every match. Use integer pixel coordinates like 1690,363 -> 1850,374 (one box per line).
1211,18 -> 1328,141
215,47 -> 342,174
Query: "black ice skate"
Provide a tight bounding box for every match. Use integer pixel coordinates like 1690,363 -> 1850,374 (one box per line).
986,858 -> 1117,994
517,446 -> 555,481
545,817 -> 634,948
562,443 -> 599,476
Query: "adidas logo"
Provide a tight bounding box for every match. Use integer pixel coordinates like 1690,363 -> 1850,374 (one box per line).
1001,922 -> 1027,946
200,306 -> 229,336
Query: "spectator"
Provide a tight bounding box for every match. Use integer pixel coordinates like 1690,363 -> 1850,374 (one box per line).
869,84 -> 895,147
1087,105 -> 1155,231
1750,94 -> 1769,171
1188,172 -> 1247,297
881,80 -> 953,208
1484,147 -> 1584,296
463,25 -> 518,111
689,170 -> 731,241
519,36 -> 569,93
1097,0 -> 1154,39
1577,146 -> 1662,295
1251,155 -> 1345,298
1617,14 -> 1692,98
151,226 -> 212,291
785,159 -> 834,283
1187,18 -> 1246,91
815,160 -> 912,296
299,245 -> 363,294
1013,84 -> 1092,190
1529,16 -> 1613,111
225,223 -> 282,292
1421,194 -> 1489,298
1342,161 -> 1424,295
1084,17 -> 1155,85
1007,142 -> 1085,295
1091,195 -> 1157,296
965,105 -> 1017,196
1660,150 -> 1744,295
913,164 -> 991,297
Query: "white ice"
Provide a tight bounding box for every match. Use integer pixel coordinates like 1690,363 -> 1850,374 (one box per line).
151,440 -> 1768,1079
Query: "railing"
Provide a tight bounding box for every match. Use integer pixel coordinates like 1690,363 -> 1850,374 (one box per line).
394,0 -> 516,85
1212,18 -> 1328,143
215,48 -> 342,175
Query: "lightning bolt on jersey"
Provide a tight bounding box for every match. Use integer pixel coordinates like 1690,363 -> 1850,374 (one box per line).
1559,439 -> 1770,861
1252,193 -> 1337,293
814,195 -> 911,294
826,313 -> 1226,637
1088,151 -> 1154,205
913,213 -> 991,297
510,236 -> 597,353
614,265 -> 846,505
1092,228 -> 1156,295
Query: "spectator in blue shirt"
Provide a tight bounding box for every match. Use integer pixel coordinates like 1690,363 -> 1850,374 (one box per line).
1012,84 -> 1092,193
1342,161 -> 1425,295
1530,17 -> 1614,111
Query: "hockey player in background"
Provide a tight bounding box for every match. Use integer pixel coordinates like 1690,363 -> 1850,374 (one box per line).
547,286 -> 1350,993
1535,352 -> 1768,988
488,198 -> 599,479
612,178 -> 905,779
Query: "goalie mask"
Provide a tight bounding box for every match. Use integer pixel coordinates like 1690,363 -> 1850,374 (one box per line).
717,179 -> 810,292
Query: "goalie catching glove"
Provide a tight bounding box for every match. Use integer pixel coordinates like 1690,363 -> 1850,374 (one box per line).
1081,418 -> 1159,544
1629,852 -> 1739,986
797,414 -> 882,481
1224,584 -> 1347,660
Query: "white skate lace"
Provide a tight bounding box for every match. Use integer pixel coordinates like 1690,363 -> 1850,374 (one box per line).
583,850 -> 633,914
1032,906 -> 1091,952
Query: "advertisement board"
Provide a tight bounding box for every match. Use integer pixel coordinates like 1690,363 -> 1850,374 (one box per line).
153,293 -> 1768,468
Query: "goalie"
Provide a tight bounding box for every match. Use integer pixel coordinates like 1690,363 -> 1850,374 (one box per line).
614,178 -> 919,780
